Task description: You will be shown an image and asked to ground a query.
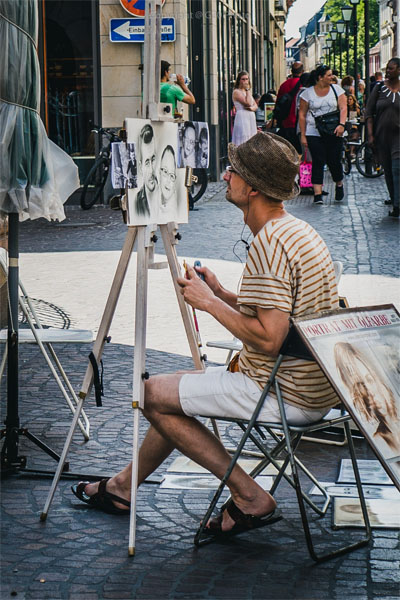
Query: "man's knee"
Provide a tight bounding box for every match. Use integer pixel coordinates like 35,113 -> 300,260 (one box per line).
143,376 -> 163,415
143,373 -> 182,417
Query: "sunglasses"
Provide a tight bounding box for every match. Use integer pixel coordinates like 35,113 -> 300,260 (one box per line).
226,166 -> 238,175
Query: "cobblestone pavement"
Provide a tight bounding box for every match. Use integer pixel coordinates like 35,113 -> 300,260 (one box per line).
1,169 -> 399,599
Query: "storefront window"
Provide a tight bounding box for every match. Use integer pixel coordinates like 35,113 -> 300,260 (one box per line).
41,0 -> 96,179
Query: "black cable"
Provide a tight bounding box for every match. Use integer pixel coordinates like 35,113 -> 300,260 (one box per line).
232,191 -> 253,263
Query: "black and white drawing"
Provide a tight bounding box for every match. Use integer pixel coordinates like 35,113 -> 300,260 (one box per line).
125,118 -> 188,226
156,121 -> 187,225
178,121 -> 209,169
125,143 -> 137,189
111,142 -> 125,189
111,142 -> 137,189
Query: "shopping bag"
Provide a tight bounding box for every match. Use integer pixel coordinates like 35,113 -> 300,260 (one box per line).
299,152 -> 312,188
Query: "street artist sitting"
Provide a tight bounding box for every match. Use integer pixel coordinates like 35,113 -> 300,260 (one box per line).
72,132 -> 340,538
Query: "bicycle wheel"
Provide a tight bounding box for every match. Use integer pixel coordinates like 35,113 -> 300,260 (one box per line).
189,168 -> 208,209
355,142 -> 385,178
80,158 -> 109,210
342,148 -> 351,175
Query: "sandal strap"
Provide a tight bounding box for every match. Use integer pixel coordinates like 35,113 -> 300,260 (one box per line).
226,499 -> 253,527
98,478 -> 130,508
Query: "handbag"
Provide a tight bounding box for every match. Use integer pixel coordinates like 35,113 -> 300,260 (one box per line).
313,85 -> 340,137
299,151 -> 312,188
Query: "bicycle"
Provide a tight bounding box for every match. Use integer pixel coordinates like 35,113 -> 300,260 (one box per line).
80,126 -> 122,210
341,119 -> 384,179
355,141 -> 384,178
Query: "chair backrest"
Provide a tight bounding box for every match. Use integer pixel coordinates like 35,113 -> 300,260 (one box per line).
333,260 -> 343,284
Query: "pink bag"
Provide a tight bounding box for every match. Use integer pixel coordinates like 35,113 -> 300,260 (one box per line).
299,152 -> 312,188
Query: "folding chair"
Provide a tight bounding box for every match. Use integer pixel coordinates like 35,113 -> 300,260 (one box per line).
0,249 -> 93,441
195,326 -> 371,563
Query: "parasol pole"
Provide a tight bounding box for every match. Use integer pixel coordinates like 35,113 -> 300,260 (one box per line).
2,213 -> 22,469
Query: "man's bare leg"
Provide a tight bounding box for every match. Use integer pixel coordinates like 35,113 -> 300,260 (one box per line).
82,373 -> 276,530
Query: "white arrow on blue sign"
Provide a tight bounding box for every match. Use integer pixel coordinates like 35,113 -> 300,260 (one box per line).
110,17 -> 175,42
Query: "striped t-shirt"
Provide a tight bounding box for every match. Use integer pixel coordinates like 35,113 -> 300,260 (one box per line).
237,214 -> 340,410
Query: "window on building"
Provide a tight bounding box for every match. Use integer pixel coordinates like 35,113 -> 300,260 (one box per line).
40,0 -> 98,181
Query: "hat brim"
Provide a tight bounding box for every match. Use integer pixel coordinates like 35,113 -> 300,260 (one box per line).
228,141 -> 300,202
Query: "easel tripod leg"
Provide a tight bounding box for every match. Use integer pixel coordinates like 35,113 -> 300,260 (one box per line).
40,227 -> 137,518
129,407 -> 141,556
128,227 -> 149,556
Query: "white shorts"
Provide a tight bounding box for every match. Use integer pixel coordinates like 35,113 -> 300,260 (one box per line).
179,366 -> 330,426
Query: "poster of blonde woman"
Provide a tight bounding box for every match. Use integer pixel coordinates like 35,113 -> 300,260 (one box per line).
293,305 -> 400,490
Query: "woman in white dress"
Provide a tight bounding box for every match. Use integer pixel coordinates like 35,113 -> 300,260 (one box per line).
232,71 -> 258,146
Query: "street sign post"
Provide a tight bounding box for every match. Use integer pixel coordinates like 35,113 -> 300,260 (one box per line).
109,17 -> 175,42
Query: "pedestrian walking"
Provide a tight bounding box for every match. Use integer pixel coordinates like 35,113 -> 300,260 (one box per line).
298,65 -> 347,205
342,79 -> 361,160
274,61 -> 304,152
231,71 -> 258,145
365,58 -> 400,218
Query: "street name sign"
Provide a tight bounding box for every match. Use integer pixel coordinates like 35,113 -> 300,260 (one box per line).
109,18 -> 175,42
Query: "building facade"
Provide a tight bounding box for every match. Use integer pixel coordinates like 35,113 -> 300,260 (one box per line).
37,0 -> 293,183
378,0 -> 398,66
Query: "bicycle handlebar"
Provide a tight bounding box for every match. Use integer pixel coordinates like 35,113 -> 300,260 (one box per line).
90,126 -> 120,141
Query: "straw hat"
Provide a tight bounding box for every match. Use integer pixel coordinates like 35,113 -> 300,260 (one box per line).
228,132 -> 300,202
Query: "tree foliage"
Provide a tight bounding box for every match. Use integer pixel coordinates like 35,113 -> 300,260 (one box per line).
323,0 -> 379,77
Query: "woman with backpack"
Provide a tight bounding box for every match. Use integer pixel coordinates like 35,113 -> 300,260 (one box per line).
298,65 -> 347,205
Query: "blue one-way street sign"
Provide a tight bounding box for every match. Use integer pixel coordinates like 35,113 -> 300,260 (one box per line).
110,17 -> 175,42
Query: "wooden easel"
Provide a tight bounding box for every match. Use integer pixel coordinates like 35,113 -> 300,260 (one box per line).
41,0 -> 211,555
40,218 -> 209,519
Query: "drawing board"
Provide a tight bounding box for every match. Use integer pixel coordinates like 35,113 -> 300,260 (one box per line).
125,118 -> 188,226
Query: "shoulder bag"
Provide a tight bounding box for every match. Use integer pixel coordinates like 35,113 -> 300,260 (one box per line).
313,85 -> 341,137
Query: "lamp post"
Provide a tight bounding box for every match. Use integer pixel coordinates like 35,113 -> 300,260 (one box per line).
336,20 -> 346,79
364,0 -> 370,104
341,5 -> 353,75
349,0 -> 361,93
330,28 -> 338,73
322,46 -> 329,64
326,39 -> 333,66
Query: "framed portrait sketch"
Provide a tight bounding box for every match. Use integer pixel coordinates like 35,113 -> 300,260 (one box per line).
125,118 -> 188,226
292,305 -> 400,491
111,142 -> 137,189
177,121 -> 209,168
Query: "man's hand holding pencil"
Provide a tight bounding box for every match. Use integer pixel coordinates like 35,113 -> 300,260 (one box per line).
178,261 -> 215,312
